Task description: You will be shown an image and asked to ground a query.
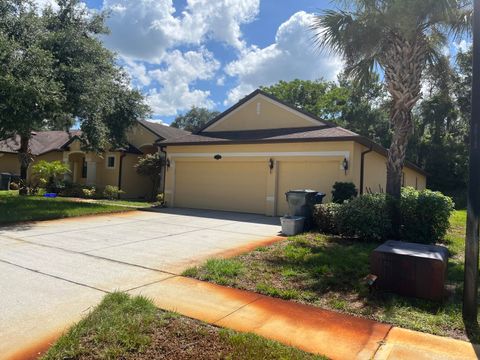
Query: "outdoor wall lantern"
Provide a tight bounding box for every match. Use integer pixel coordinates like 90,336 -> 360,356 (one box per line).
342,157 -> 349,175
268,158 -> 274,173
214,154 -> 222,160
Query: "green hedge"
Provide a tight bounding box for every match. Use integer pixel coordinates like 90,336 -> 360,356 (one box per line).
313,203 -> 341,235
331,182 -> 358,204
400,187 -> 454,244
313,187 -> 454,244
336,194 -> 392,241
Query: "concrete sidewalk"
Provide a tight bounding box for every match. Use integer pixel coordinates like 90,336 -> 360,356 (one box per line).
129,276 -> 479,360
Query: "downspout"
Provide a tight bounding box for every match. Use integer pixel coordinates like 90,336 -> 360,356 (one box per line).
360,146 -> 373,195
118,151 -> 127,197
160,146 -> 167,195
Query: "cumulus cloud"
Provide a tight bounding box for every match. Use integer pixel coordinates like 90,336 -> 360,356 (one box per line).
144,48 -> 220,116
102,0 -> 259,61
223,11 -> 343,105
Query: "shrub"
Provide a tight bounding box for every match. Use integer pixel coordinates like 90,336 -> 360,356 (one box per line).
400,187 -> 454,244
331,182 -> 358,204
31,160 -> 70,193
103,185 -> 124,200
313,203 -> 341,234
82,187 -> 97,199
336,194 -> 392,241
135,153 -> 164,201
9,182 -> 19,190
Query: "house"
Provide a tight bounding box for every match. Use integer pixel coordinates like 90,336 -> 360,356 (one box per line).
159,89 -> 427,216
0,120 -> 188,199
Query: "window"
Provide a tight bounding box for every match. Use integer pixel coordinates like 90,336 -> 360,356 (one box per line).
82,159 -> 87,178
107,155 -> 115,169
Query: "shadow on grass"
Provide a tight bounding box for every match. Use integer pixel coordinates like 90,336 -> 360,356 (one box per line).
258,234 -> 471,334
0,194 -> 128,226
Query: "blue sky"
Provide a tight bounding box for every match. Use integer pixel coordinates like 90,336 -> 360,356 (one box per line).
50,0 -> 341,124
38,0 -> 470,124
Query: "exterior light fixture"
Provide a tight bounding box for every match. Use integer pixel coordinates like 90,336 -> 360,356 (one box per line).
214,154 -> 222,160
268,158 -> 274,172
342,158 -> 348,175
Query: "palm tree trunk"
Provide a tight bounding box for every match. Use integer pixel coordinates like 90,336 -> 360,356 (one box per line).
382,32 -> 426,236
18,135 -> 32,196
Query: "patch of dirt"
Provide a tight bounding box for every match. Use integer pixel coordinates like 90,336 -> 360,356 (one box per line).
126,315 -> 234,360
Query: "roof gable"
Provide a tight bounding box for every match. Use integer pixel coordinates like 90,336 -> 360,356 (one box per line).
200,90 -> 327,133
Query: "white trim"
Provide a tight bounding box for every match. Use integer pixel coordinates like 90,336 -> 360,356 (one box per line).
203,93 -> 325,131
170,151 -> 350,160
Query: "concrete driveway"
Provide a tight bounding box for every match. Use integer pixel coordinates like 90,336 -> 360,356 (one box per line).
0,208 -> 281,359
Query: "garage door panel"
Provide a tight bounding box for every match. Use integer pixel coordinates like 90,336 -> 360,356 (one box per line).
174,161 -> 268,214
276,161 -> 339,216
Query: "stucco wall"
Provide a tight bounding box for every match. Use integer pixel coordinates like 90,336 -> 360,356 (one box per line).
120,154 -> 153,199
165,141 -> 427,216
357,143 -> 427,194
204,95 -> 324,132
0,153 -> 20,174
126,124 -> 158,149
164,141 -> 355,215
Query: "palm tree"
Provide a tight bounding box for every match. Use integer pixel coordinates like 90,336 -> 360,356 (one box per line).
311,0 -> 470,230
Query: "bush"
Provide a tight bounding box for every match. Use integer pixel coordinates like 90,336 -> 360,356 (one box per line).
82,187 -> 97,199
9,182 -> 19,190
313,203 -> 341,234
400,187 -> 454,244
103,185 -> 124,200
31,160 -> 70,193
331,182 -> 358,204
336,194 -> 392,241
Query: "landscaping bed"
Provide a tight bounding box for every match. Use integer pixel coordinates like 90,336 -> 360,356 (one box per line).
42,293 -> 325,360
184,210 -> 476,343
0,191 -> 133,224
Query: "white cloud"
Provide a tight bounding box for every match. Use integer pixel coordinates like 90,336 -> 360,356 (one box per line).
102,0 -> 259,61
144,48 -> 220,116
223,11 -> 343,105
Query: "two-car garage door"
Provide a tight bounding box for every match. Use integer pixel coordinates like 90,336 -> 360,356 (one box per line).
173,160 -> 340,216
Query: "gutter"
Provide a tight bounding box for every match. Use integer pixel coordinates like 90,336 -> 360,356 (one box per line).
360,146 -> 373,195
118,151 -> 127,197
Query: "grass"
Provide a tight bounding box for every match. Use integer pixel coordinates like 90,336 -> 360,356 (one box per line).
186,210 -> 478,343
0,191 -> 131,225
42,292 -> 326,360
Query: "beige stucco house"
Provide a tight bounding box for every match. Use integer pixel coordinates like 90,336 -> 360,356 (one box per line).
0,120 -> 188,199
159,90 -> 427,216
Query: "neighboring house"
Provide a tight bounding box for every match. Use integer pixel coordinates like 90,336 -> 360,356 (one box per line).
0,120 -> 188,199
159,89 -> 427,216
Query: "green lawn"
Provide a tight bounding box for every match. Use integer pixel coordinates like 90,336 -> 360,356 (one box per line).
185,210 -> 477,343
0,191 -> 132,225
42,293 -> 325,360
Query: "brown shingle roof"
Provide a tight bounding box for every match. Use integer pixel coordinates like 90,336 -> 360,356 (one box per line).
138,119 -> 190,140
158,126 -> 359,145
0,131 -> 82,155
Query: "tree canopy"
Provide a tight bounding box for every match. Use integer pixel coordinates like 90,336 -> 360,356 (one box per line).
171,106 -> 220,133
311,0 -> 470,206
0,0 -> 149,188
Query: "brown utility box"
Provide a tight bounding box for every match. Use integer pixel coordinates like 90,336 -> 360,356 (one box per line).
371,240 -> 449,301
